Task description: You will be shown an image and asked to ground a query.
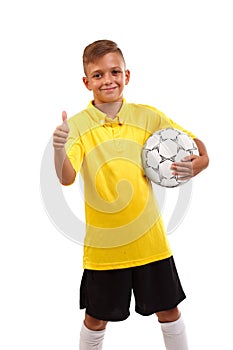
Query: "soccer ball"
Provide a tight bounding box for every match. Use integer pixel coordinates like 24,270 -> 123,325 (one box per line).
141,128 -> 199,188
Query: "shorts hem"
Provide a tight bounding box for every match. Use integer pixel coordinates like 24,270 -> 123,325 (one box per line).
82,307 -> 130,322
135,295 -> 186,317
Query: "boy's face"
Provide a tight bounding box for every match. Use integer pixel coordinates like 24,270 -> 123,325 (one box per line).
83,52 -> 130,105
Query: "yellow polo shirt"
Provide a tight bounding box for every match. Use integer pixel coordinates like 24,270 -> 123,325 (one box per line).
65,101 -> 196,270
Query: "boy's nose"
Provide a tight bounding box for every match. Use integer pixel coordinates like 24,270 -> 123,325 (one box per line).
103,73 -> 113,85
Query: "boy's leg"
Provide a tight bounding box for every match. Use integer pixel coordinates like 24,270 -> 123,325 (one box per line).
156,307 -> 189,350
79,268 -> 132,349
79,313 -> 107,350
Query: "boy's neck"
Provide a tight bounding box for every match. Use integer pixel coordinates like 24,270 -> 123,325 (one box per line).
94,102 -> 122,119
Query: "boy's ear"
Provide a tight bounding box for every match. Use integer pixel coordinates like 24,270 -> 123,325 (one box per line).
83,77 -> 92,91
125,69 -> 130,85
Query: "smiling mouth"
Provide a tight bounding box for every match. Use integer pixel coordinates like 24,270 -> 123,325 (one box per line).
100,86 -> 117,91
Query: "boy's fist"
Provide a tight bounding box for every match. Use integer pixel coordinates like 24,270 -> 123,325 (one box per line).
53,111 -> 69,150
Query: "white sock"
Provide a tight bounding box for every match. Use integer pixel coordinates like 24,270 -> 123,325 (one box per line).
160,316 -> 189,350
79,322 -> 106,350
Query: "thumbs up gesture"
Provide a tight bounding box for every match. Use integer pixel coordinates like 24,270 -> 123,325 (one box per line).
53,111 -> 70,150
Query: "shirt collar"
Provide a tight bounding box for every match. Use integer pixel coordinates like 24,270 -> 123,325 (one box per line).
86,99 -> 127,125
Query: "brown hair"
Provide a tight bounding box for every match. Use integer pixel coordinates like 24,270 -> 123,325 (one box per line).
83,39 -> 126,75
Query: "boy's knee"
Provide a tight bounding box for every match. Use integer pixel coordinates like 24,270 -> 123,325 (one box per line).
156,307 -> 180,323
84,313 -> 108,331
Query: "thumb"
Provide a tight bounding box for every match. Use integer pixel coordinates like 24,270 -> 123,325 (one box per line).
62,110 -> 67,123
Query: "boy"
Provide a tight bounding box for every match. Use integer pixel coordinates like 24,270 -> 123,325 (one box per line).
53,40 -> 209,350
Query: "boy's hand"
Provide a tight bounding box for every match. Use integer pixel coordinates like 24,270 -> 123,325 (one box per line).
171,154 -> 208,181
171,138 -> 209,181
53,111 -> 69,150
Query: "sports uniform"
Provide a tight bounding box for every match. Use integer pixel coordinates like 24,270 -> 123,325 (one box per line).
65,100 -> 195,321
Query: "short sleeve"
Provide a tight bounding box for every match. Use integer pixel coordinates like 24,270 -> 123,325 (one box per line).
65,118 -> 85,173
140,104 -> 196,139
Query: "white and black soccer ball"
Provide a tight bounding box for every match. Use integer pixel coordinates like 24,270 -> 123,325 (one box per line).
141,128 -> 199,188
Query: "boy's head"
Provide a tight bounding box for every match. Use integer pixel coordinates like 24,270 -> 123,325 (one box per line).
83,40 -> 126,75
82,40 -> 130,105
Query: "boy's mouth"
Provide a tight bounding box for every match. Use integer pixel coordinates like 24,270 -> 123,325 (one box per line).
100,86 -> 117,91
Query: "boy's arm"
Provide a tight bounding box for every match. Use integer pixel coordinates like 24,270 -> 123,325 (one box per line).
191,138 -> 209,175
53,111 -> 76,185
171,138 -> 209,180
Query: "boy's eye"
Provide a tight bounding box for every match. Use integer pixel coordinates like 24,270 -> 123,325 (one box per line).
112,69 -> 121,75
92,73 -> 102,79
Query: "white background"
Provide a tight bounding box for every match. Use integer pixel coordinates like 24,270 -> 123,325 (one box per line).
1,0 -> 232,349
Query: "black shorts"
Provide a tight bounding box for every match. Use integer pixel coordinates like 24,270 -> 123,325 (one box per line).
80,256 -> 186,321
